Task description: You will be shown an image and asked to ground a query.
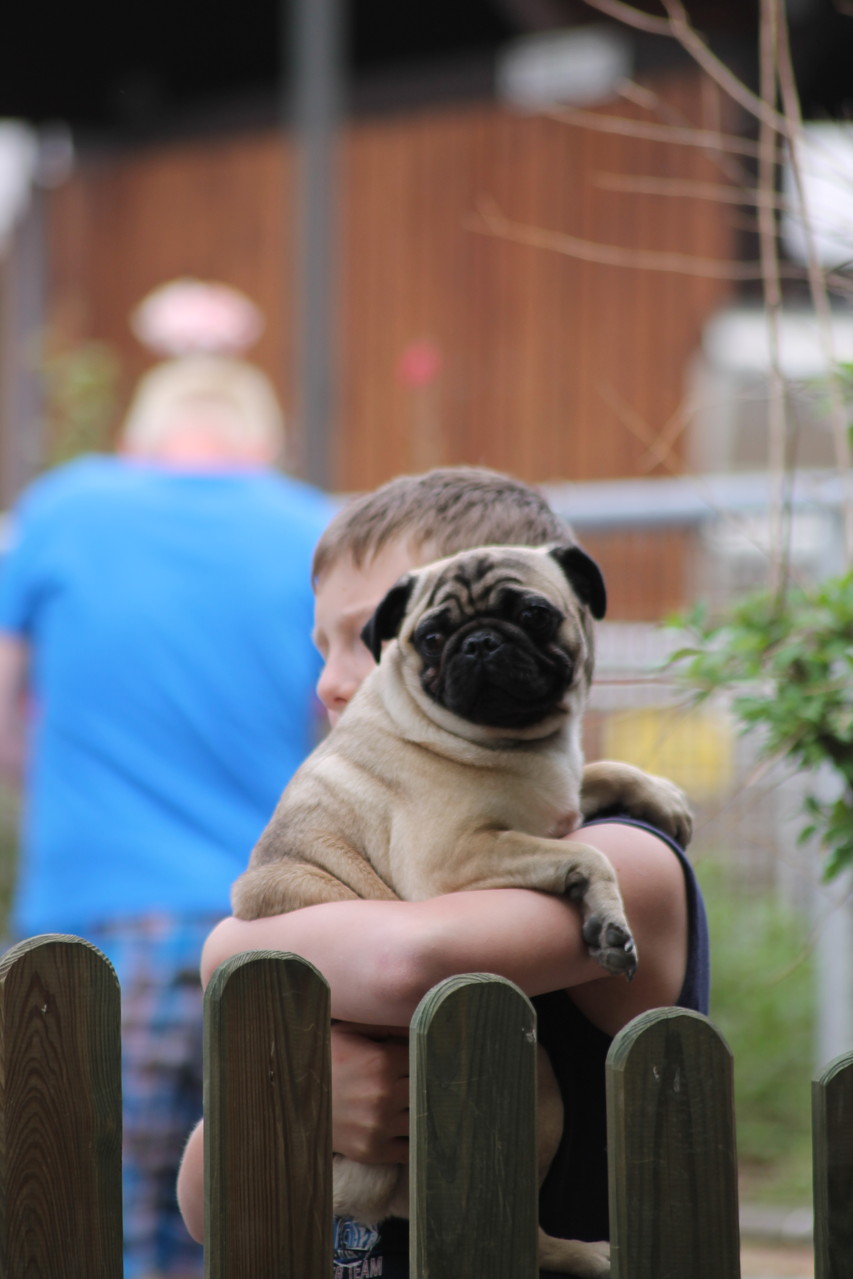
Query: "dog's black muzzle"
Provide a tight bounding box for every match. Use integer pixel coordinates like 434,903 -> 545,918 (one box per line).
432,622 -> 573,729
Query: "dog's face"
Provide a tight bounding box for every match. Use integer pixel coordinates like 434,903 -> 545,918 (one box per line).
360,544 -> 606,739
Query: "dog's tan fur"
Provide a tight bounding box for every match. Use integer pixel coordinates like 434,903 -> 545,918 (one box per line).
232,545 -> 691,1278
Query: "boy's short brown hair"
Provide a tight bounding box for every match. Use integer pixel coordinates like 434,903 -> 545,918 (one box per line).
312,466 -> 572,583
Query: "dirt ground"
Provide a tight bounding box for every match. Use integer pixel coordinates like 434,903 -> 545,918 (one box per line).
741,1241 -> 814,1278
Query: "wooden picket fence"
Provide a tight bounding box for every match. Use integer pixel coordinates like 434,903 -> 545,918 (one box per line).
0,935 -> 851,1278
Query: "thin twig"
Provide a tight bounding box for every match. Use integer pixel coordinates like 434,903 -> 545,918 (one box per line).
593,171 -> 787,210
596,382 -> 685,476
574,0 -> 673,36
774,1 -> 853,564
659,0 -> 791,136
616,77 -> 752,187
545,105 -> 763,159
581,0 -> 791,135
467,198 -> 804,281
757,0 -> 789,595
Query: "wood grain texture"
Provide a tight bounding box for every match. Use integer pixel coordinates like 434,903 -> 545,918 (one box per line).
409,973 -> 538,1279
813,1050 -> 853,1279
606,1007 -> 740,1279
204,951 -> 332,1279
0,934 -> 123,1279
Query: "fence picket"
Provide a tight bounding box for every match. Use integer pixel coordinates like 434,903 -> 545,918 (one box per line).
813,1049 -> 853,1279
204,950 -> 332,1279
0,934 -> 123,1278
0,938 -> 841,1277
606,1007 -> 741,1279
409,973 -> 538,1279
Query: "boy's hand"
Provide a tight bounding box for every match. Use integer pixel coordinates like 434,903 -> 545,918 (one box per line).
331,1022 -> 409,1164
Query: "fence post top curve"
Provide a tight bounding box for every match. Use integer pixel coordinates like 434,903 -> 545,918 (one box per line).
0,933 -> 119,985
411,971 -> 535,1027
815,1046 -> 853,1087
607,1005 -> 732,1070
205,948 -> 329,998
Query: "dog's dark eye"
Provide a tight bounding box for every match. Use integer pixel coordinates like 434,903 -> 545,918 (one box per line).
418,631 -> 445,659
518,603 -> 557,637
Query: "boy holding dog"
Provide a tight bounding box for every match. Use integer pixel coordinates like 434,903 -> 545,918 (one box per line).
178,466 -> 709,1277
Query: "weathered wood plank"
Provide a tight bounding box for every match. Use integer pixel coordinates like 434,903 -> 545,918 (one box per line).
204,951 -> 332,1279
606,1007 -> 740,1279
813,1049 -> 853,1279
409,973 -> 538,1279
0,934 -> 123,1278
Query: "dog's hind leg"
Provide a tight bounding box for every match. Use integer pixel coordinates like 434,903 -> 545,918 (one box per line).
537,1230 -> 610,1277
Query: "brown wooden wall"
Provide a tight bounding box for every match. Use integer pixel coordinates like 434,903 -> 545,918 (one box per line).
45,69 -> 738,618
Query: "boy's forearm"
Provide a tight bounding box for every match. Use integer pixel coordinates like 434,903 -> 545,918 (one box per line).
201,888 -> 600,1024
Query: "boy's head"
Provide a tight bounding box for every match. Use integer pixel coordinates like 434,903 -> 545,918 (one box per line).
312,466 -> 570,585
313,466 -> 575,724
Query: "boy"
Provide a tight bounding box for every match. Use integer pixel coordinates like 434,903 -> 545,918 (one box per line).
178,466 -> 709,1277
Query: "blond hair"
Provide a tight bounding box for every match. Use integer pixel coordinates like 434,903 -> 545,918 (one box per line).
312,466 -> 572,583
120,355 -> 285,458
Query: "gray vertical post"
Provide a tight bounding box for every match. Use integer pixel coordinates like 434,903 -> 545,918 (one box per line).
0,188 -> 46,505
289,0 -> 344,490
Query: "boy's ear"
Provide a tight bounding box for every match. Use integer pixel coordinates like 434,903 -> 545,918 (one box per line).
548,544 -> 607,620
360,575 -> 417,662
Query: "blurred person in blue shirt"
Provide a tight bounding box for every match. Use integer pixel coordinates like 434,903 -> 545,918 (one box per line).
0,309 -> 333,1278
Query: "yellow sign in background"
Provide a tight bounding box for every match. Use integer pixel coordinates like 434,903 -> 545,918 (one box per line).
601,706 -> 734,803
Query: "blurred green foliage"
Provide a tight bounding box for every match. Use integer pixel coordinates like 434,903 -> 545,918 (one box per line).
39,335 -> 122,467
699,861 -> 815,1206
670,573 -> 853,880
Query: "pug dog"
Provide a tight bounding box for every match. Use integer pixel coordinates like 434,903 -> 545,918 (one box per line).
232,542 -> 692,1278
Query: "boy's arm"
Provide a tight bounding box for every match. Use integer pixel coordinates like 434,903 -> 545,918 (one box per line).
180,824 -> 689,1237
202,823 -> 688,1031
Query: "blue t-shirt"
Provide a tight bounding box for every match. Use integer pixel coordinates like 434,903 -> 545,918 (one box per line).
0,455 -> 333,936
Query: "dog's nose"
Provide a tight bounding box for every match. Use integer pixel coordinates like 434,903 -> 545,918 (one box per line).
461,630 -> 501,657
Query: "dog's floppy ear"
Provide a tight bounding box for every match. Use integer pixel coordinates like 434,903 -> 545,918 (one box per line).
548,544 -> 607,620
360,574 -> 417,662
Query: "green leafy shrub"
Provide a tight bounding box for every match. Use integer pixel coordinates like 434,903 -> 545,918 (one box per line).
670,573 -> 853,879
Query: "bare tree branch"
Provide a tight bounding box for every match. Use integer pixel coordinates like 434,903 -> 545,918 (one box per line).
467,197 -> 802,280
659,0 -> 791,136
582,0 -> 790,135
593,171 -> 788,210
546,105 -> 763,158
577,0 -> 675,37
774,0 -> 853,561
756,0 -> 788,591
616,77 -> 752,187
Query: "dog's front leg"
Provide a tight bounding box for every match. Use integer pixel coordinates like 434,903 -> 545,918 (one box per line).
426,832 -> 637,979
581,760 -> 693,848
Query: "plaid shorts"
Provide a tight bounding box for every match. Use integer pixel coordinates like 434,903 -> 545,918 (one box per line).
86,913 -> 220,1279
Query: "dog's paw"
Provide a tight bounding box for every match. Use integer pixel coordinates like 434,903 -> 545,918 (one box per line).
580,761 -> 694,849
582,914 -> 638,980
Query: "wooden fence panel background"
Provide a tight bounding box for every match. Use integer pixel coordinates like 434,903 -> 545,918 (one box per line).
45,68 -> 735,514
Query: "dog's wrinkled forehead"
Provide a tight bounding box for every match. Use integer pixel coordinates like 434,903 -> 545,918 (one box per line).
412,549 -> 562,625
